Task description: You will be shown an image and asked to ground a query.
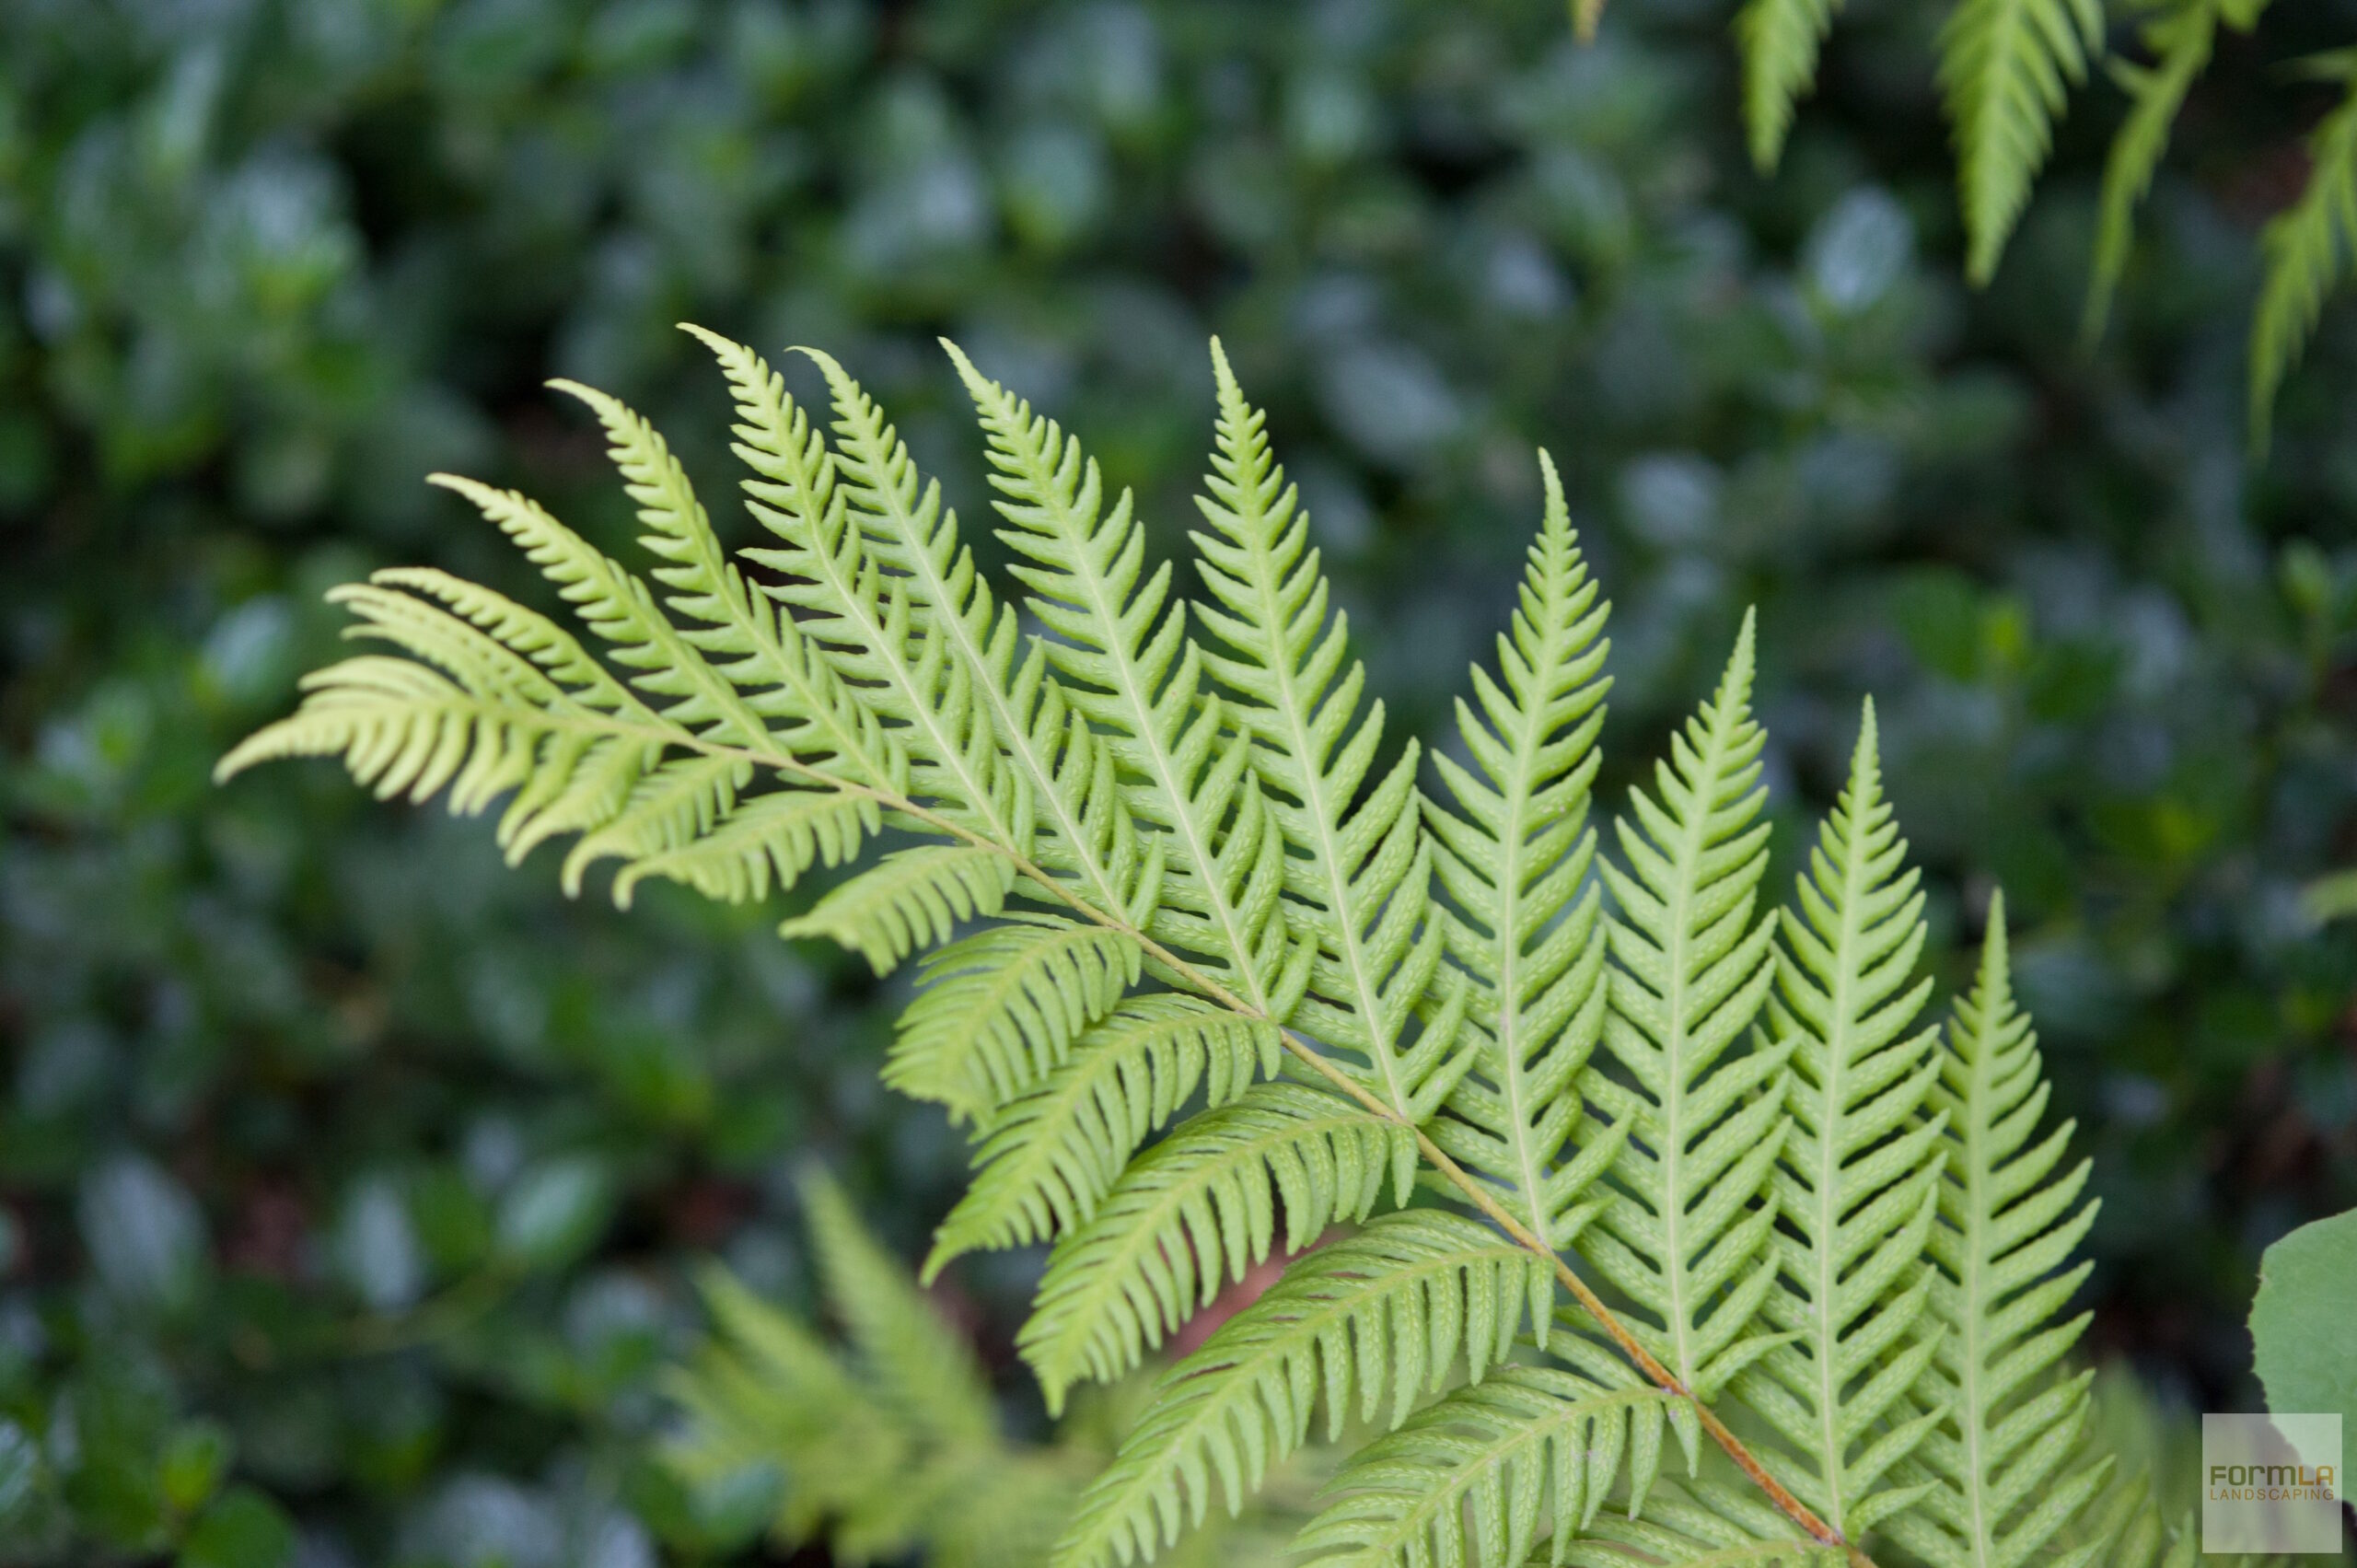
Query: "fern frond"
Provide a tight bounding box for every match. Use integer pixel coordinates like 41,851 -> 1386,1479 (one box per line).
1581,612 -> 1792,1400
949,343 -> 1306,1018
1734,700 -> 1949,1538
1053,1209 -> 1552,1568
927,997 -> 1282,1277
1422,453 -> 1620,1250
1191,341 -> 1469,1122
780,845 -> 1019,974
799,1168 -> 1000,1450
2082,0 -> 2265,343
775,337 -> 1160,920
2249,57 -> 2357,452
1736,0 -> 1842,171
1882,892 -> 2112,1568
1296,1338 -> 1693,1568
888,916 -> 1144,1120
608,785 -> 878,908
1018,1081 -> 1413,1410
1552,1481 -> 1849,1567
1937,0 -> 2104,285
683,331 -> 1040,875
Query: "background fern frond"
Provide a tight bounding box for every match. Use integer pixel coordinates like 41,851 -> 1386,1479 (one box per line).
1938,0 -> 2105,285
1736,0 -> 1843,172
1422,452 -> 1620,1250
2083,0 -> 2268,343
949,342 -> 1302,1016
1582,612 -> 1792,1400
2249,56 -> 2357,451
1190,341 -> 1466,1121
927,997 -> 1282,1276
1017,1080 -> 1412,1410
1295,1339 -> 1692,1568
1884,892 -> 2113,1568
887,916 -> 1144,1121
1734,700 -> 1948,1539
1054,1209 -> 1552,1568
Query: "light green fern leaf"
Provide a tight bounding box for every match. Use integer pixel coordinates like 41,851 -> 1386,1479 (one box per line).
1937,0 -> 2105,285
780,845 -> 1018,974
949,343 -> 1307,1017
1581,612 -> 1794,1400
1734,700 -> 1950,1539
1053,1209 -> 1553,1568
887,916 -> 1144,1121
1422,453 -> 1621,1250
607,785 -> 878,908
2249,57 -> 2357,452
1018,1081 -> 1413,1409
1552,1481 -> 1850,1567
926,997 -> 1282,1276
2082,0 -> 2270,343
1883,892 -> 2113,1568
1736,0 -> 1843,171
1295,1338 -> 1695,1568
1190,341 -> 1470,1122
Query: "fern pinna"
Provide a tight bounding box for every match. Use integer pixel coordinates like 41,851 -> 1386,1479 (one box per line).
225,328 -> 2187,1568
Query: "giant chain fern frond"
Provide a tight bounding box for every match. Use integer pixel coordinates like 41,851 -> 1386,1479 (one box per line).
1422,453 -> 1622,1251
1581,613 -> 1793,1403
1732,702 -> 1948,1540
1882,894 -> 2112,1568
227,326 -> 2197,1568
2250,54 -> 2357,453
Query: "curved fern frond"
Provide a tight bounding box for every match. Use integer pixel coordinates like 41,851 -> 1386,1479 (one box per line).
1019,1082 -> 1412,1409
1882,893 -> 2112,1568
1054,1210 -> 1552,1568
1553,1481 -> 1849,1568
1422,453 -> 1620,1250
1191,342 -> 1469,1121
800,1167 -> 1000,1450
1581,612 -> 1792,1401
2249,57 -> 2357,452
1296,1340 -> 1694,1568
1734,701 -> 1949,1539
2083,0 -> 2270,344
780,845 -> 1019,974
1736,0 -> 1843,172
607,784 -> 878,908
1937,0 -> 2104,285
949,343 -> 1306,1017
888,917 -> 1144,1120
927,997 -> 1282,1277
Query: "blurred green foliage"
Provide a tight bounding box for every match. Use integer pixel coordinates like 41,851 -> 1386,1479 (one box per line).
0,0 -> 2351,1562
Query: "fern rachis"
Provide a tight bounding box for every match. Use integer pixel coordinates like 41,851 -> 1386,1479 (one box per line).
225,326 -> 2159,1568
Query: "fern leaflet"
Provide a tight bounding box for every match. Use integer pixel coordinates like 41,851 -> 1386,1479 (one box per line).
2249,55 -> 2357,452
1937,0 -> 2104,284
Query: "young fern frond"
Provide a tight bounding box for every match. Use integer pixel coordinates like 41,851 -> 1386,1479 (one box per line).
1190,342 -> 1472,1124
1018,1081 -> 1412,1409
1736,0 -> 1843,172
1054,1209 -> 1552,1568
1296,1339 -> 1695,1568
1883,894 -> 2112,1568
926,998 -> 1282,1277
1937,0 -> 2105,285
1733,702 -> 1949,1539
1581,613 -> 1793,1402
2249,56 -> 2357,452
1422,456 -> 1620,1250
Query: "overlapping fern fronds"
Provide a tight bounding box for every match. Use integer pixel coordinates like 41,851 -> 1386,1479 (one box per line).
226,328 -> 2160,1568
